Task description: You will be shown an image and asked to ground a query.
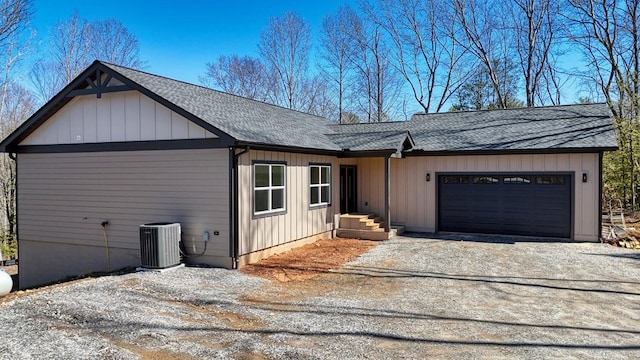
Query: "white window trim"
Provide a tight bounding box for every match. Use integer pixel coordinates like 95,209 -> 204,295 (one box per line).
254,163 -> 286,216
309,164 -> 331,207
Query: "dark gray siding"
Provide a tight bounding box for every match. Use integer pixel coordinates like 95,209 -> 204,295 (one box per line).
17,149 -> 231,288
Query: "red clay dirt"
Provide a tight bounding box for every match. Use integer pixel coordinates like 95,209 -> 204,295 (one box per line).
240,238 -> 379,283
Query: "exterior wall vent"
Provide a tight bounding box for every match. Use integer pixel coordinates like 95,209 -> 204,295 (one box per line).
139,222 -> 181,268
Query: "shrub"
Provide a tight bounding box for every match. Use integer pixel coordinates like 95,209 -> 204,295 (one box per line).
0,231 -> 17,260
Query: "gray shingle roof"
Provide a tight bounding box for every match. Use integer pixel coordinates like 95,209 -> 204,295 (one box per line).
326,130 -> 412,152
102,63 -> 343,151
106,63 -> 615,153
0,61 -> 617,154
330,104 -> 618,152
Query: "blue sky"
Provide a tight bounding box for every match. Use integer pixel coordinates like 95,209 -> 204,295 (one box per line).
29,0 -> 592,112
32,0 -> 354,85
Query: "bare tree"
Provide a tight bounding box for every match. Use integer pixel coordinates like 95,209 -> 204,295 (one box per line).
0,0 -> 32,47
566,0 -> 640,206
200,54 -> 273,102
450,58 -> 523,110
510,0 -> 562,106
29,59 -> 62,102
88,18 -> 144,68
51,12 -> 90,85
344,8 -> 402,122
453,0 -> 520,109
0,0 -> 33,106
319,6 -> 357,122
258,11 -> 311,110
0,83 -> 34,242
366,0 -> 470,113
298,75 -> 337,119
567,0 -> 639,118
30,13 -> 143,102
0,0 -> 32,254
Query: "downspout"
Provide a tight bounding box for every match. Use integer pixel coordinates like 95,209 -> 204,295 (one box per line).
384,153 -> 391,232
598,151 -> 604,243
230,146 -> 249,268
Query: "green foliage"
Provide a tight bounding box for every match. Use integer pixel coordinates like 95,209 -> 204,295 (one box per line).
603,150 -> 626,202
602,113 -> 640,207
450,58 -> 523,111
0,231 -> 17,260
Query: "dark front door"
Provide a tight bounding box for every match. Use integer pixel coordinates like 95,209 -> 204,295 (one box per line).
438,173 -> 572,238
340,166 -> 357,214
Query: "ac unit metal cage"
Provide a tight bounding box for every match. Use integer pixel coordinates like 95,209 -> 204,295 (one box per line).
139,222 -> 181,268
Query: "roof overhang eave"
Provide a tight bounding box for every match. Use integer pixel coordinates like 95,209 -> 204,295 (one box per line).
234,141 -> 342,156
405,146 -> 620,156
339,149 -> 406,158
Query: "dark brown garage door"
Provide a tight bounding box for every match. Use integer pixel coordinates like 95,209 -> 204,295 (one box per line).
438,174 -> 572,238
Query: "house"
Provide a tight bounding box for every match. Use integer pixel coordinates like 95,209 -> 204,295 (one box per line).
0,61 -> 618,289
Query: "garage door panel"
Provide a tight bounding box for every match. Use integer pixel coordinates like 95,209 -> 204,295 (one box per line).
438,174 -> 571,238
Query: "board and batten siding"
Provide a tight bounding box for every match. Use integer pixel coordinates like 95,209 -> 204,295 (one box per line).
17,149 -> 230,288
356,153 -> 600,241
237,150 -> 354,256
20,91 -> 217,145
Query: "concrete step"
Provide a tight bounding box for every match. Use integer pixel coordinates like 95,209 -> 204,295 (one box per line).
340,213 -> 385,230
364,223 -> 380,231
339,213 -> 372,229
336,224 -> 405,241
336,228 -> 390,241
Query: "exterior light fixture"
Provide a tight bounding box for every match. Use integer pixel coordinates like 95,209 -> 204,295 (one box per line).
426,172 -> 431,182
582,172 -> 588,183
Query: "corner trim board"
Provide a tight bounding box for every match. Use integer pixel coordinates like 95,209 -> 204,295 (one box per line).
598,151 -> 603,242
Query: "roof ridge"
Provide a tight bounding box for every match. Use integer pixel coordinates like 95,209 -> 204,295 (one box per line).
335,120 -> 408,126
412,102 -> 609,117
98,60 -> 334,123
327,129 -> 407,135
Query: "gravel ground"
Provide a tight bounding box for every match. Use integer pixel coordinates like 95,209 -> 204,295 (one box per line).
1,234 -> 639,359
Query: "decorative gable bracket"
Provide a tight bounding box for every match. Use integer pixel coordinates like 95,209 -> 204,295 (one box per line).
66,69 -> 132,98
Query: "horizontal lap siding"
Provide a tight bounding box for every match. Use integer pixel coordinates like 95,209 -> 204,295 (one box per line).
17,149 -> 231,281
357,153 -> 599,241
237,150 -> 354,256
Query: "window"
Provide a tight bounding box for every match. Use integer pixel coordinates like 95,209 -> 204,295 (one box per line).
254,163 -> 286,215
443,176 -> 469,184
536,176 -> 565,185
504,176 -> 531,184
310,165 -> 331,206
472,176 -> 499,184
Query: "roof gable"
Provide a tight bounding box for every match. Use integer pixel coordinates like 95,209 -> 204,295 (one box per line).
0,61 -> 235,152
100,63 -> 342,151
20,90 -> 218,146
0,61 -> 618,155
326,130 -> 414,154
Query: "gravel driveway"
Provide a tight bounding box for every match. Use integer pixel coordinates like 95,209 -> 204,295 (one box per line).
1,234 -> 639,359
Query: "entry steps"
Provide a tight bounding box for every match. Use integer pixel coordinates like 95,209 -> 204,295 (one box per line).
336,213 -> 404,241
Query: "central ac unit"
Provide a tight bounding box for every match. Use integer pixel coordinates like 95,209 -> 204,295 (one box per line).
139,222 -> 181,268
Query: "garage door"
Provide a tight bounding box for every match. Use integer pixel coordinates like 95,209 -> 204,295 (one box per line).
438,174 -> 571,238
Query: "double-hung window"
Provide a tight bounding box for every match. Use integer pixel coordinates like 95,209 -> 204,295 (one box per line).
310,164 -> 331,207
254,163 -> 286,215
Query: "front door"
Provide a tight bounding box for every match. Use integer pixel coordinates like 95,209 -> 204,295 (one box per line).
340,166 -> 357,214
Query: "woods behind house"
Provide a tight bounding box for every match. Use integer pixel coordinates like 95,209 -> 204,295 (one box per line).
1,0 -> 639,257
